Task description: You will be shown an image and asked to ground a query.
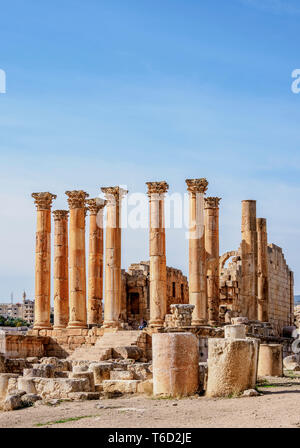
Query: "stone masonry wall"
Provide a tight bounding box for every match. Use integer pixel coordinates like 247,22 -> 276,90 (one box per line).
267,244 -> 294,333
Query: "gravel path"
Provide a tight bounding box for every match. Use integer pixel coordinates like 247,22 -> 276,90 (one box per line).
1,377 -> 300,428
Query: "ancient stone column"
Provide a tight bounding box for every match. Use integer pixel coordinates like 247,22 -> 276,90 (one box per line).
86,198 -> 106,326
146,181 -> 169,327
241,200 -> 258,321
257,344 -> 283,377
186,178 -> 208,325
152,333 -> 199,397
53,210 -> 69,329
256,218 -> 269,322
206,338 -> 259,397
101,187 -> 128,328
205,197 -> 221,325
66,190 -> 89,329
32,192 -> 57,329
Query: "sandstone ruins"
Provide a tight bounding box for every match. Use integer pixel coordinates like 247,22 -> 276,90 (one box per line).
0,179 -> 297,410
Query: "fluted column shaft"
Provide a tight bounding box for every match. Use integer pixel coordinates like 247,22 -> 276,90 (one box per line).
256,218 -> 269,322
147,181 -> 169,327
205,197 -> 221,325
66,190 -> 89,329
241,200 -> 258,320
186,179 -> 208,325
87,199 -> 106,326
53,210 -> 69,329
32,192 -> 56,329
102,187 -> 127,328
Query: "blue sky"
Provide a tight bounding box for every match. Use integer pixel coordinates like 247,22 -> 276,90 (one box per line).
0,0 -> 300,301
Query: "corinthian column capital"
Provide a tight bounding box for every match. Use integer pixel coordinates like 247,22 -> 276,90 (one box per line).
86,198 -> 107,215
32,192 -> 57,210
185,178 -> 208,194
65,190 -> 89,209
205,197 -> 221,209
101,186 -> 128,204
53,210 -> 69,221
146,181 -> 169,197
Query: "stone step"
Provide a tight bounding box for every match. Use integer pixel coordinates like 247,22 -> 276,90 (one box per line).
68,330 -> 143,362
102,379 -> 141,394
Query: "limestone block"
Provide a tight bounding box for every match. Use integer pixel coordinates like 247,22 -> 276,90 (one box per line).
258,344 -> 283,377
127,363 -> 152,381
224,324 -> 246,339
110,370 -> 134,380
231,317 -> 249,325
206,338 -> 259,398
21,393 -> 42,406
113,346 -> 143,360
26,357 -> 39,364
152,333 -> 199,397
73,365 -> 89,373
17,378 -> 37,394
102,380 -> 141,394
283,355 -> 300,371
7,377 -> 19,395
88,363 -> 113,384
0,374 -> 19,401
32,378 -> 90,399
23,365 -> 54,378
68,392 -> 100,400
3,393 -> 23,411
137,379 -> 153,395
69,372 -> 95,391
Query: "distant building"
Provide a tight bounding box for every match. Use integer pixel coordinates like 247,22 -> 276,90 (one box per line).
0,291 -> 34,324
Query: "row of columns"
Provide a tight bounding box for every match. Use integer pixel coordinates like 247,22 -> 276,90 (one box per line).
32,189 -> 118,330
32,180 -> 222,330
146,179 -> 221,327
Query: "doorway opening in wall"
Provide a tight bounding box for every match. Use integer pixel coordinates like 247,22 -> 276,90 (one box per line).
129,292 -> 140,315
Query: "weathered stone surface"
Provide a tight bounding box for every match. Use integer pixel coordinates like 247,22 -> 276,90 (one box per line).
0,373 -> 19,401
153,333 -> 199,397
113,346 -> 143,360
137,379 -> 153,395
283,355 -> 300,371
242,389 -> 260,397
206,338 -> 259,398
68,392 -> 100,400
102,380 -> 140,394
88,363 -> 113,384
23,365 -> 54,378
110,370 -> 134,380
224,324 -> 246,339
69,372 -> 95,391
21,393 -> 42,406
3,393 -> 23,411
17,378 -> 37,394
166,304 -> 195,328
32,378 -> 90,399
127,363 -> 152,381
258,344 -> 283,377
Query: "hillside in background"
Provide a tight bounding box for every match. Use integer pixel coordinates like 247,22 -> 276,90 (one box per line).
295,295 -> 300,304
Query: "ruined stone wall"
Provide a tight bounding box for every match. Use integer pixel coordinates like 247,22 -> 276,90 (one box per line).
166,267 -> 189,314
120,262 -> 188,327
267,244 -> 294,333
219,251 -> 242,316
219,244 -> 293,334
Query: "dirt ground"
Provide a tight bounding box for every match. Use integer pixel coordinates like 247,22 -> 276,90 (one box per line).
1,376 -> 300,428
